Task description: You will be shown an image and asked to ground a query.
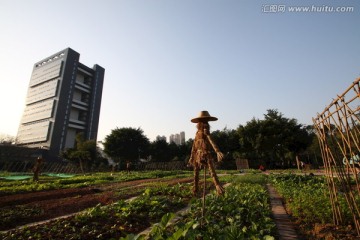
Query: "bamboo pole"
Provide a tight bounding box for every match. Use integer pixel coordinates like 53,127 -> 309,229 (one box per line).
313,78 -> 360,235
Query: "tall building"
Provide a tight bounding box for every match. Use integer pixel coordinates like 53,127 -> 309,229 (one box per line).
169,131 -> 185,145
179,131 -> 185,145
174,134 -> 180,145
16,48 -> 105,159
169,134 -> 175,144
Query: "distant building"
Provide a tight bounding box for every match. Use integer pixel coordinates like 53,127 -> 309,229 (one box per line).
169,134 -> 175,144
174,134 -> 180,145
16,48 -> 105,159
180,131 -> 185,145
169,131 -> 185,145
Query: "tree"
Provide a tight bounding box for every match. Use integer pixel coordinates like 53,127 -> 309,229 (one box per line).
149,138 -> 172,162
0,134 -> 16,145
237,117 -> 264,159
300,125 -> 322,168
103,127 -> 150,168
237,109 -> 313,169
168,142 -> 181,161
61,133 -> 97,173
178,139 -> 193,163
211,128 -> 240,169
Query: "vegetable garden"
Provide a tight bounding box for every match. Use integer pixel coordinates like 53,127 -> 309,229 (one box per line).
0,170 -> 359,239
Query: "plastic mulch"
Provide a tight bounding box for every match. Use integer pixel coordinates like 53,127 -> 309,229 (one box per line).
45,173 -> 76,178
0,173 -> 76,180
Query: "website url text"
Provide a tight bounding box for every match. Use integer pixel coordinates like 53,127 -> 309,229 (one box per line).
262,5 -> 354,13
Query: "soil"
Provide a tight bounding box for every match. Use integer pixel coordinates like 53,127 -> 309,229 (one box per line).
298,222 -> 360,240
0,177 -> 194,231
283,199 -> 360,240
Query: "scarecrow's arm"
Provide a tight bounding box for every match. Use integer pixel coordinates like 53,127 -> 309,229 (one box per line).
206,135 -> 224,161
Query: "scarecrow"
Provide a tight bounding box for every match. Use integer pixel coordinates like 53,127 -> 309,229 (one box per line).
188,111 -> 225,195
32,156 -> 43,182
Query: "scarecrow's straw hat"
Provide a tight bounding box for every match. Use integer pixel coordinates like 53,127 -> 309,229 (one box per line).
191,111 -> 218,123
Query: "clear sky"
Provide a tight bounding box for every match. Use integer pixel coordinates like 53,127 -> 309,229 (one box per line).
0,0 -> 359,142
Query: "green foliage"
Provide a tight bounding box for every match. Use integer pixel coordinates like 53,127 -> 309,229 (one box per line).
228,173 -> 268,185
0,171 -> 192,195
269,173 -> 355,225
189,184 -> 275,239
0,205 -> 42,230
135,174 -> 276,240
60,133 -> 99,173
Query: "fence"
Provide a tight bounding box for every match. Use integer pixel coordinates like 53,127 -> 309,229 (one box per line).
235,159 -> 249,170
0,160 -> 82,174
313,78 -> 360,235
0,160 -> 188,174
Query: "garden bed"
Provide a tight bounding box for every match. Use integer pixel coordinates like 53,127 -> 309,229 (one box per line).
0,172 -> 193,231
1,173 -> 278,239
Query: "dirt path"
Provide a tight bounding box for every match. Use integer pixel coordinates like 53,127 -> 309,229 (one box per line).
0,177 -> 194,230
266,184 -> 303,240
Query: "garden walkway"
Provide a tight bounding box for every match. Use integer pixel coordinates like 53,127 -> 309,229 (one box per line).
267,184 -> 303,240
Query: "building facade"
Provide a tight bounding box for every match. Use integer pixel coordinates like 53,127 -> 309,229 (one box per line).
17,48 -> 105,159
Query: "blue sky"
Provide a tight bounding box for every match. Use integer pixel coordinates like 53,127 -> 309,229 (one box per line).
0,0 -> 359,142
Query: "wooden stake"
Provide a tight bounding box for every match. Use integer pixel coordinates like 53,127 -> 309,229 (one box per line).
201,166 -> 206,228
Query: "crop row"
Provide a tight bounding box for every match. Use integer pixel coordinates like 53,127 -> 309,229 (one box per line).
130,174 -> 276,240
0,170 -> 192,195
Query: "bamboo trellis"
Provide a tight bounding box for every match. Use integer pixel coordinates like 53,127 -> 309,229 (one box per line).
313,78 -> 360,235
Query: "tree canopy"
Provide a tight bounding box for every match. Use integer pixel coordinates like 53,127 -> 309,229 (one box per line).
60,133 -> 99,173
103,127 -> 150,163
237,109 -> 313,168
